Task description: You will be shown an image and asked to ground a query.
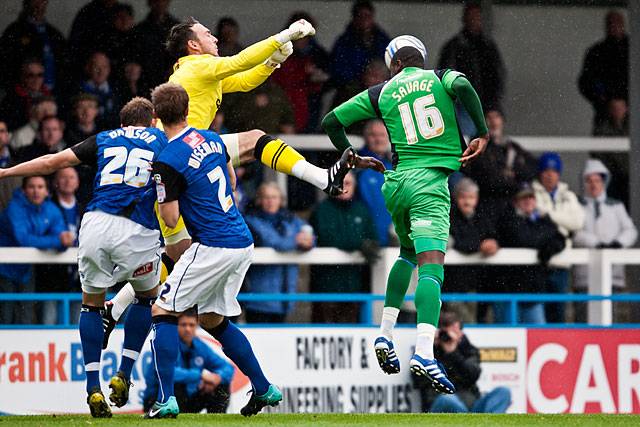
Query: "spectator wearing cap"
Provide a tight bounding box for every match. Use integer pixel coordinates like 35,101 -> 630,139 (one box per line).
573,159 -> 637,321
496,184 -> 566,324
532,152 -> 584,323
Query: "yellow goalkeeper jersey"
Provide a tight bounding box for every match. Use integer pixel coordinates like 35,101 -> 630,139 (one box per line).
167,36 -> 281,129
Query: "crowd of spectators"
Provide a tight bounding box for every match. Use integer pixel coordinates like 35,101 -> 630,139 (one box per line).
0,1 -> 634,326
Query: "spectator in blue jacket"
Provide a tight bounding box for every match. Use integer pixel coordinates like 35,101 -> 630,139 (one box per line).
357,120 -> 393,246
0,176 -> 73,324
143,309 -> 233,413
329,0 -> 390,107
244,182 -> 315,323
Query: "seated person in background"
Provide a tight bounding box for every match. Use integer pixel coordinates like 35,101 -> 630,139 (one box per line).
446,178 -> 498,323
38,167 -> 83,324
0,120 -> 22,212
143,309 -> 233,413
414,311 -> 511,413
0,176 -> 74,324
309,172 -> 379,323
0,58 -> 52,130
10,97 -> 58,151
356,119 -> 393,246
244,182 -> 314,323
495,184 -> 565,324
462,109 -> 537,227
573,159 -> 637,321
532,152 -> 584,323
15,116 -> 66,163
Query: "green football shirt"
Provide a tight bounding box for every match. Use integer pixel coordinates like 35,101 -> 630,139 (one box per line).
334,67 -> 467,172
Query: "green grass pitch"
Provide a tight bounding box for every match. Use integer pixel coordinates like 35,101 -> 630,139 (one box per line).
0,414 -> 639,426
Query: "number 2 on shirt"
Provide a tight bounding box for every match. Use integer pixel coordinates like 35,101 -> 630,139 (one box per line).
207,166 -> 233,213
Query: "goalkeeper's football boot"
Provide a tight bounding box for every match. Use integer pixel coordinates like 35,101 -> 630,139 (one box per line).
101,301 -> 116,350
145,396 -> 180,419
240,384 -> 283,417
324,147 -> 356,196
108,370 -> 131,407
374,336 -> 401,374
87,387 -> 112,418
410,354 -> 456,394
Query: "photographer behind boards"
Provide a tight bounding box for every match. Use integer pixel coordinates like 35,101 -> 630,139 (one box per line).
413,311 -> 511,413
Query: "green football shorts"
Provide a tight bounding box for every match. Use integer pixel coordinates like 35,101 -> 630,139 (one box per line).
381,167 -> 451,255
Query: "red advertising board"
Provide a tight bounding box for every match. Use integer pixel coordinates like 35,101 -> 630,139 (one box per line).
527,329 -> 640,414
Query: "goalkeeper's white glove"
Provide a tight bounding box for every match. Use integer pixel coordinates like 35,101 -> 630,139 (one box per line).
265,41 -> 293,68
275,19 -> 316,44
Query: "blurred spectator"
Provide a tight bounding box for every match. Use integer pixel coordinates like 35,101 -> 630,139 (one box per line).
143,309 -> 233,413
64,94 -> 100,144
10,96 -> 57,150
310,172 -> 378,323
356,120 -> 392,246
496,184 -> 565,324
78,52 -> 120,128
462,110 -> 537,226
0,120 -> 22,212
593,98 -> 628,137
573,160 -> 637,320
414,311 -> 511,413
578,10 -> 628,129
272,12 -> 329,133
130,0 -> 179,95
0,0 -> 68,93
38,168 -> 82,324
222,80 -> 295,134
0,176 -> 73,324
117,62 -> 144,101
532,153 -> 584,323
216,17 -> 243,57
16,116 -> 65,163
69,0 -> 118,66
445,178 -> 497,323
332,59 -> 388,121
103,3 -> 136,76
0,58 -> 53,130
329,0 -> 390,101
439,3 -> 505,113
244,183 -> 314,323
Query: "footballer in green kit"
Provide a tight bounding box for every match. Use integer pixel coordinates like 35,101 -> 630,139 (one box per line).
322,35 -> 489,394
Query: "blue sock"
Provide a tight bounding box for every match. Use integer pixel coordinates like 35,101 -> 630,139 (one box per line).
151,316 -> 179,404
79,305 -> 104,394
119,297 -> 154,379
208,319 -> 270,395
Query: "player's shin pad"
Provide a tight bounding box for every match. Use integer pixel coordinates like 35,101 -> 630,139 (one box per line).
254,135 -> 304,175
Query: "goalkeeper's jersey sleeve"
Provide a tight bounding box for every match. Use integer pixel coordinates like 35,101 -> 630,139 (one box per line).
168,37 -> 280,129
335,67 -> 467,172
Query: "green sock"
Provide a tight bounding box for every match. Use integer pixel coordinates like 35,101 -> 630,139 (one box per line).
415,264 -> 444,326
384,257 -> 416,309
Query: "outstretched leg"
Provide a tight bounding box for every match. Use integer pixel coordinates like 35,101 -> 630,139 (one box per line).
228,130 -> 355,195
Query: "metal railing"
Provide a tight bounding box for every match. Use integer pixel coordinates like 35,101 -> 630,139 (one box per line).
1,246 -> 640,326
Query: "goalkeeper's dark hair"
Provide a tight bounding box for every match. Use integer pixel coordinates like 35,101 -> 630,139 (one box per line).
166,17 -> 200,60
392,46 -> 425,69
151,82 -> 189,125
120,97 -> 154,127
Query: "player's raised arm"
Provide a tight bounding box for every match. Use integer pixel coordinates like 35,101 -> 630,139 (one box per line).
0,147 -> 82,179
221,42 -> 293,93
321,87 -> 386,173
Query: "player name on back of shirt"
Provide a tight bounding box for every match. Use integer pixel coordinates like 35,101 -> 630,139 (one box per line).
185,130 -> 225,169
107,126 -> 158,144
